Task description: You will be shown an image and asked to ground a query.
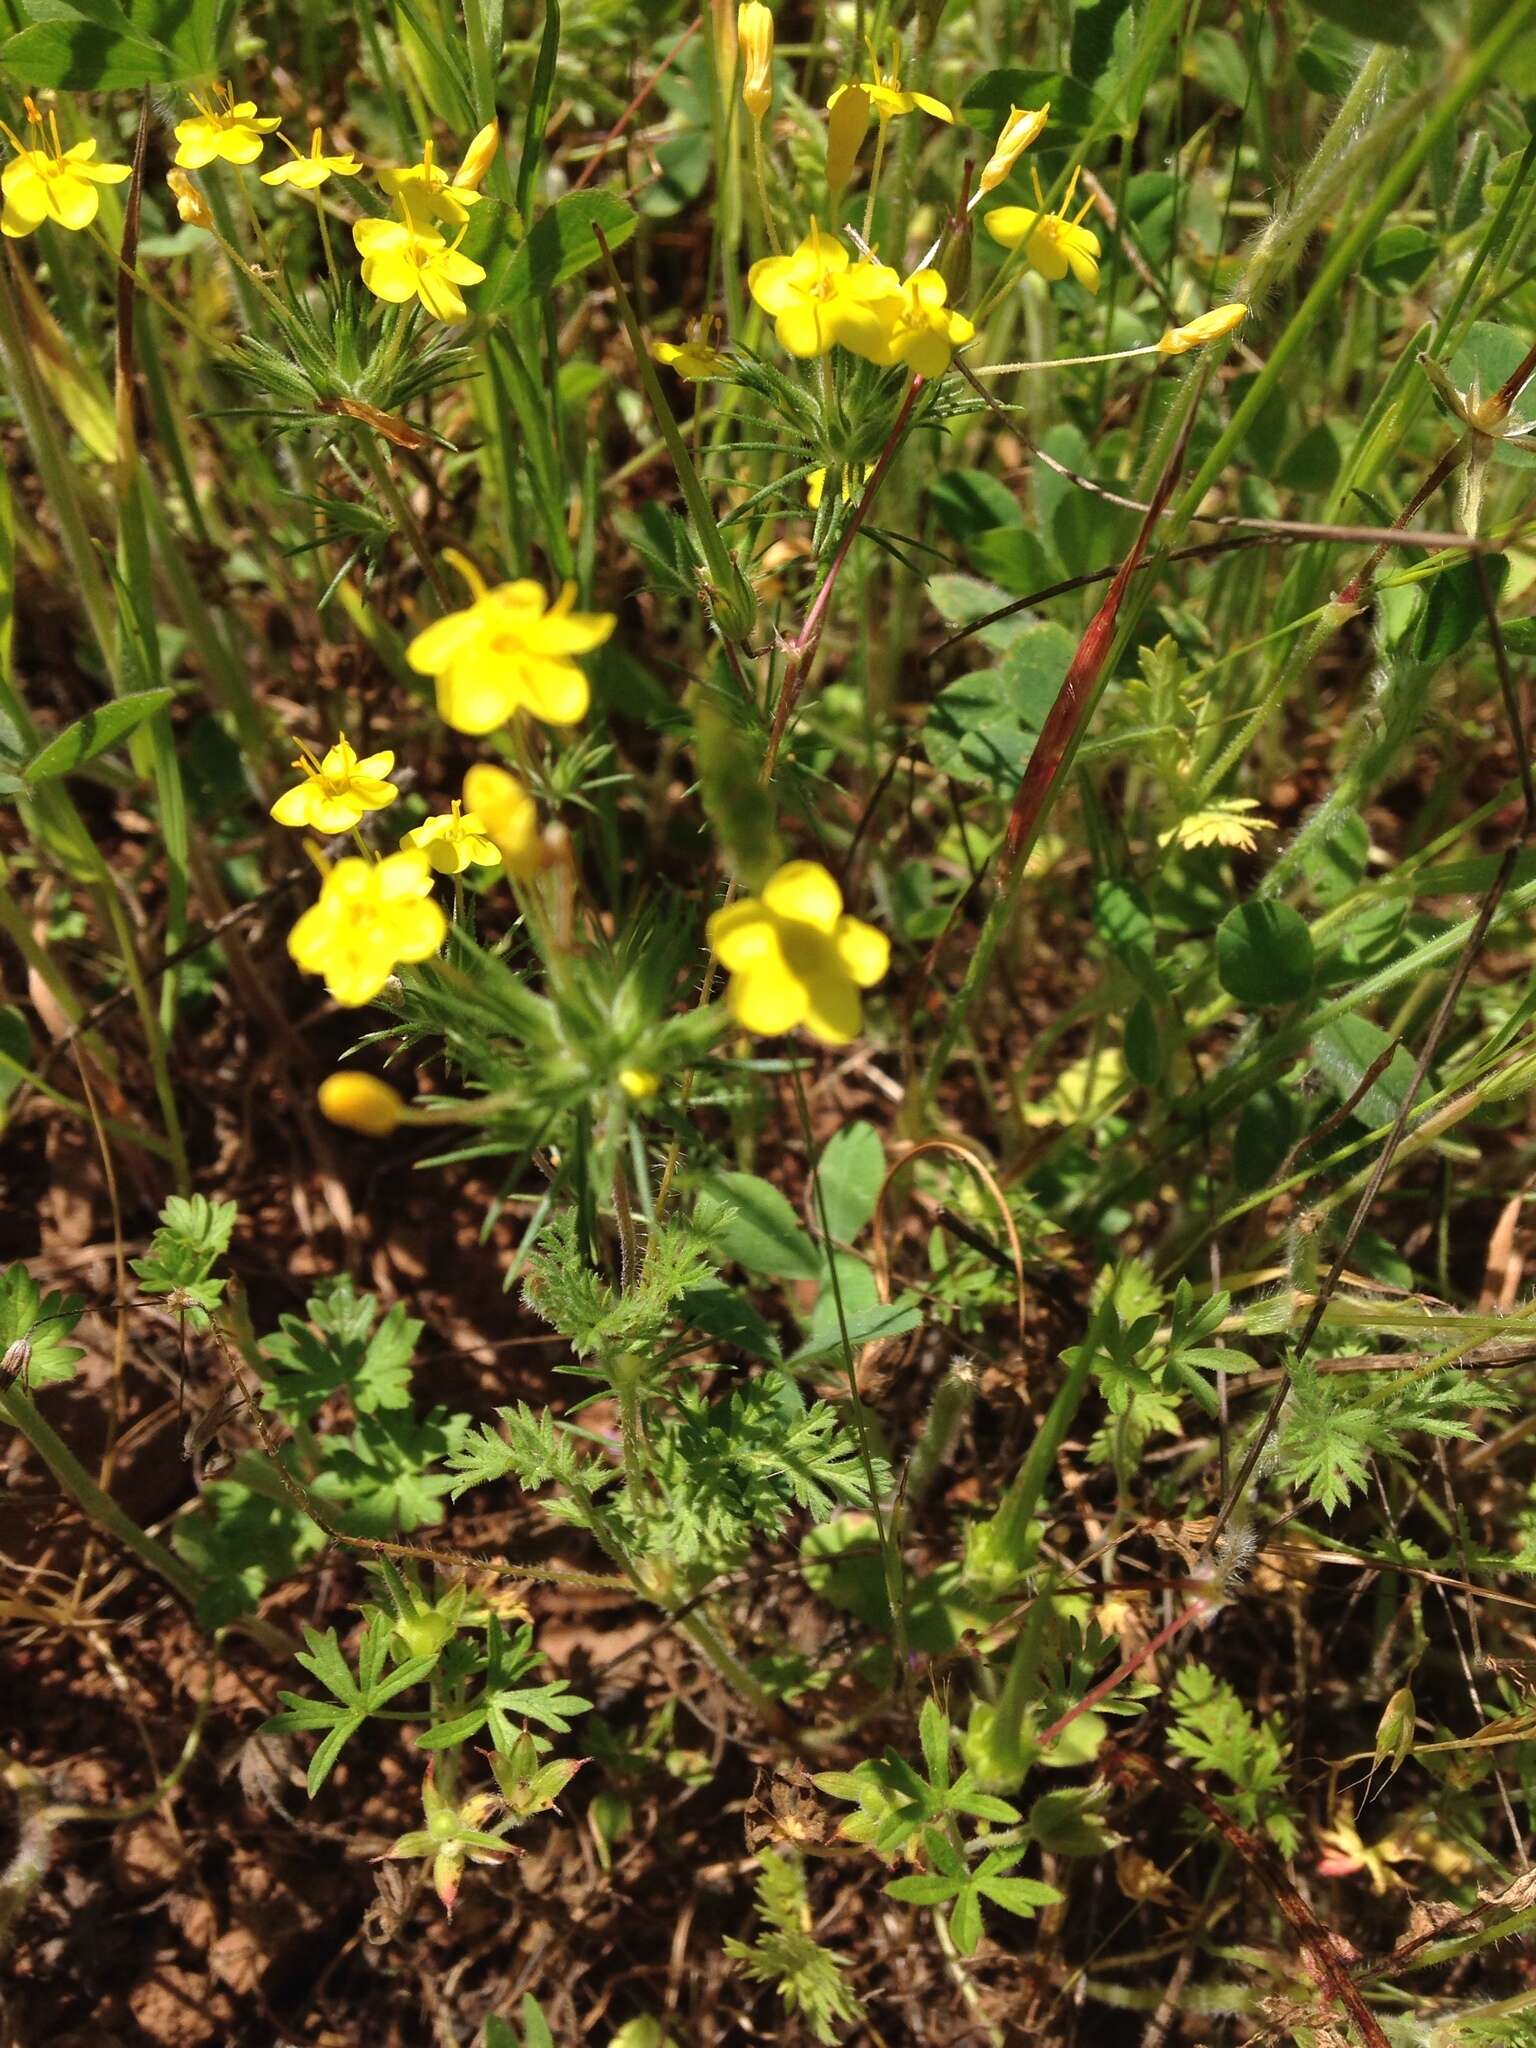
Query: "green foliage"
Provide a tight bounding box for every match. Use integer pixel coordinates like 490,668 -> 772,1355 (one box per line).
129,1194 -> 237,1327
1168,1662 -> 1301,1858
260,1275 -> 421,1420
0,1263 -> 84,1390
645,1376 -> 887,1567
884,1828 -> 1060,1956
723,1853 -> 865,2044
265,1613 -> 441,1797
413,1616 -> 591,1752
1272,1358 -> 1501,1514
521,1209 -> 716,1361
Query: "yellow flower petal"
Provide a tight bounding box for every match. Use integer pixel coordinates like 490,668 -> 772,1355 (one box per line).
762,859 -> 843,933
834,916 -> 890,988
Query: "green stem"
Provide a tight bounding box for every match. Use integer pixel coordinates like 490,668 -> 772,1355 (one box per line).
791,1064 -> 908,1667
1,1383 -> 199,1608
356,431 -> 452,604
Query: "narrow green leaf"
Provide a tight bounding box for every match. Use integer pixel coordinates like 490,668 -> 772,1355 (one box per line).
468,191 -> 638,313
25,688 -> 176,785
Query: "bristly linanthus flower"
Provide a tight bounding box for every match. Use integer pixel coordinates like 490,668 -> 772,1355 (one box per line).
288,850 -> 447,1008
261,128 -> 362,190
1158,799 -> 1275,855
317,1072 -> 407,1136
462,763 -> 542,878
353,217 -> 487,320
380,128 -> 495,231
738,2 -> 775,123
707,859 -> 890,1044
407,554 -> 615,734
985,163 -> 1101,293
748,220 -> 898,359
1,103 -> 129,239
400,799 -> 500,875
1158,303 -> 1248,356
975,103 -> 1049,199
270,733 -> 399,834
651,316 -> 732,381
829,35 -> 953,125
173,83 -> 281,169
871,268 -> 975,378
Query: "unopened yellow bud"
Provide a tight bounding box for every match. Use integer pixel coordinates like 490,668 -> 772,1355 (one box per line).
977,103 -> 1048,196
462,762 -> 541,880
318,1073 -> 406,1136
457,119 -> 501,193
619,1067 -> 659,1100
738,2 -> 775,122
167,168 -> 213,229
1157,302 -> 1247,356
825,82 -> 871,199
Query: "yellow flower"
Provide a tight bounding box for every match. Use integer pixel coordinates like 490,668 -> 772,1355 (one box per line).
806,461 -> 871,510
985,164 -> 1101,292
976,103 -> 1048,197
408,555 -> 615,734
707,860 -> 890,1045
825,84 -> 871,199
1157,302 -> 1248,356
172,83 -> 281,169
619,1067 -> 659,1100
829,36 -> 953,125
288,851 -> 447,1008
318,1073 -> 407,1136
380,136 -> 487,230
462,763 -> 542,879
166,168 -> 213,228
748,219 -> 899,359
0,106 -> 129,239
868,268 -> 974,378
738,2 -> 775,122
352,217 -> 487,320
270,732 -> 399,834
261,128 -> 362,190
400,798 -> 500,875
1158,799 -> 1275,855
651,317 -> 732,381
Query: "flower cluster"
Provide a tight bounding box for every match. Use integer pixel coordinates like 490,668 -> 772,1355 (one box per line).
156,82 -> 495,324
749,222 -> 973,377
354,129 -> 496,320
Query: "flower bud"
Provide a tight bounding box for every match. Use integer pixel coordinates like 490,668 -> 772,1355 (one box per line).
317,1072 -> 406,1136
737,2 -> 775,123
977,103 -> 1047,197
167,168 -> 213,229
1156,302 -> 1247,356
463,762 -> 541,879
456,119 -> 501,192
619,1066 -> 659,1100
825,83 -> 870,199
